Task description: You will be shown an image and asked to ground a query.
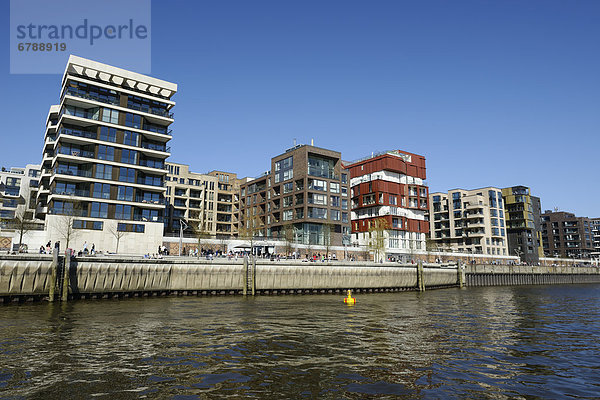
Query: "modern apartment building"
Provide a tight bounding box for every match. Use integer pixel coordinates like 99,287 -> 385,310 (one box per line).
0,164 -> 44,250
429,187 -> 509,256
37,55 -> 176,254
208,170 -> 242,237
165,162 -> 217,236
501,186 -> 544,264
540,210 -> 595,259
164,163 -> 242,238
345,150 -> 429,261
240,144 -> 351,249
592,218 -> 600,253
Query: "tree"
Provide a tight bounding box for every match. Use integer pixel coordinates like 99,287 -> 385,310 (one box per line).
194,219 -> 212,259
282,222 -> 295,257
322,222 -> 334,259
367,218 -> 389,263
52,199 -> 83,250
238,214 -> 263,258
425,237 -> 439,263
108,223 -> 127,254
10,209 -> 38,251
1,189 -> 39,251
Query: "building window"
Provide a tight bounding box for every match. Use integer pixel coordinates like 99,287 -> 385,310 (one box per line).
121,149 -> 138,164
117,222 -> 145,233
125,113 -> 142,129
99,126 -> 117,142
330,196 -> 340,207
330,210 -> 340,221
101,108 -> 119,124
97,145 -> 114,161
123,131 -> 139,146
115,205 -> 132,220
283,210 -> 293,221
330,182 -> 340,193
117,186 -> 134,201
92,183 -> 111,199
308,193 -> 327,205
95,164 -> 112,180
119,167 -> 135,183
308,156 -> 335,179
308,207 -> 327,219
308,179 -> 327,191
90,202 -> 108,218
73,220 -> 104,230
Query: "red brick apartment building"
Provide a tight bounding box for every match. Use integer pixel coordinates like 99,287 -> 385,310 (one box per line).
345,150 -> 429,261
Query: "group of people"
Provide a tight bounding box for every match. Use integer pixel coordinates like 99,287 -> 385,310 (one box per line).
38,241 -> 61,254
38,241 -> 97,257
157,245 -> 170,256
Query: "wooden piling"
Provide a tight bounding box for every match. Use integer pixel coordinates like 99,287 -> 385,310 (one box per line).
48,249 -> 58,302
61,252 -> 70,302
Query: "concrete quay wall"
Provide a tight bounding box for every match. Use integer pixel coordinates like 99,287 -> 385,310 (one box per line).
0,255 -> 457,299
464,264 -> 600,287
2,255 -> 600,301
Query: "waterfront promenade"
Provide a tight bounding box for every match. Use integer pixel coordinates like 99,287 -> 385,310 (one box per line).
1,254 -> 599,302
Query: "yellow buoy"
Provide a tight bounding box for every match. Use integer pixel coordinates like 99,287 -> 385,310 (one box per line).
344,289 -> 356,305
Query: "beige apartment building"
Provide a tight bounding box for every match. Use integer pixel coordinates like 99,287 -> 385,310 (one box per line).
429,187 -> 509,256
164,162 -> 242,238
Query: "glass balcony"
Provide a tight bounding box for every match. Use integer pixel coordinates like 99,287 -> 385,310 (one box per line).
141,142 -> 170,152
128,102 -> 174,118
63,87 -> 120,107
54,168 -> 93,178
48,208 -> 88,217
144,123 -> 171,135
51,188 -> 90,197
58,147 -> 95,158
61,127 -> 97,140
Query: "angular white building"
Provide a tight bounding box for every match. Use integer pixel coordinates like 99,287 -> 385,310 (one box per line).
37,55 -> 177,254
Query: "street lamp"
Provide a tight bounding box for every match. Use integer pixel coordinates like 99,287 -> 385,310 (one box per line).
178,218 -> 188,256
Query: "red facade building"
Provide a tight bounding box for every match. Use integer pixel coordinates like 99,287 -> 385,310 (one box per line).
345,150 -> 429,260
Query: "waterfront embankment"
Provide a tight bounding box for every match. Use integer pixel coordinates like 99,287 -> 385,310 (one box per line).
1,254 -> 599,302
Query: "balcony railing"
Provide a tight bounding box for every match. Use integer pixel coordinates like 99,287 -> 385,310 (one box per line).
61,127 -> 97,140
54,168 -> 93,178
139,160 -> 165,169
48,208 -> 88,217
58,148 -> 95,159
51,188 -> 90,197
63,87 -> 120,107
141,142 -> 170,152
137,197 -> 165,205
128,103 -> 174,119
133,215 -> 163,223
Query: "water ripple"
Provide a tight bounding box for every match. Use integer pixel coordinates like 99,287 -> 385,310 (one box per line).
1,285 -> 600,398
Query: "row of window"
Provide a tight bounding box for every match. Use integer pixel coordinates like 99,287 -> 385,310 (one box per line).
63,106 -> 169,135
52,200 -> 162,221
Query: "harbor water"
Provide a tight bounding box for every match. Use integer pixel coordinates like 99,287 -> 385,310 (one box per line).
1,284 -> 599,398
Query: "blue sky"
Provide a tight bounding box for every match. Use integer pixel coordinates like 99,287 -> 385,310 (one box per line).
1,0 -> 599,216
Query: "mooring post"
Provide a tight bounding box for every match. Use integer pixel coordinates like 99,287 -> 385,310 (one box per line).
417,260 -> 425,291
243,256 -> 248,296
48,249 -> 58,302
458,263 -> 464,288
61,251 -> 70,302
251,256 -> 256,296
